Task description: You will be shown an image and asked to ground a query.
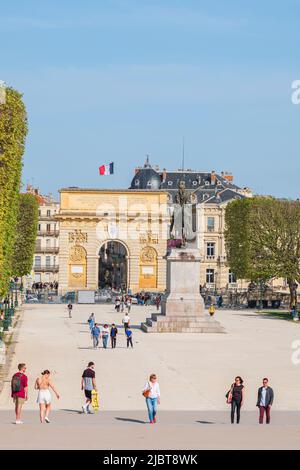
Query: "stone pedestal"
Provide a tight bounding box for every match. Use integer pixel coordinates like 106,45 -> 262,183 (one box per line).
141,248 -> 225,333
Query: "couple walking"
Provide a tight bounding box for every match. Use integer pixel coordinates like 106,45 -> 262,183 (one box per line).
91,323 -> 111,349
226,376 -> 274,424
11,363 -> 59,424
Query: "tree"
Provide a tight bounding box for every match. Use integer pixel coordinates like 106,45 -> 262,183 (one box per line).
0,87 -> 28,297
12,193 -> 39,277
225,197 -> 300,306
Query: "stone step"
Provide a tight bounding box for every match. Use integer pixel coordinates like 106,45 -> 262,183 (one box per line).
141,320 -> 225,333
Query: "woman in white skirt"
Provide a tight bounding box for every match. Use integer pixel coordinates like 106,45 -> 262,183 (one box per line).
35,370 -> 60,423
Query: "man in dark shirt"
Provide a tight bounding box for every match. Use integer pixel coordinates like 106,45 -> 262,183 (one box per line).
256,378 -> 274,424
110,324 -> 118,349
81,362 -> 97,414
67,302 -> 73,318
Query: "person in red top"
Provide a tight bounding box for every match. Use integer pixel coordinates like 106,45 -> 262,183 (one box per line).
11,363 -> 28,425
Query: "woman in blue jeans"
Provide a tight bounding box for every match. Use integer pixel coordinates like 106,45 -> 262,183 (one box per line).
142,374 -> 161,424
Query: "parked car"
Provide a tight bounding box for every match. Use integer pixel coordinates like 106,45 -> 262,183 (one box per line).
26,294 -> 39,303
95,290 -> 112,303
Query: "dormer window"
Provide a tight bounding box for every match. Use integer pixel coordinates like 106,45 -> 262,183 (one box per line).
168,181 -> 173,186
205,181 -> 210,186
135,179 -> 139,186
147,180 -> 152,186
192,180 -> 198,186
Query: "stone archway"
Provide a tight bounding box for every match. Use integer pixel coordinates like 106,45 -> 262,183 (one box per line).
98,241 -> 128,291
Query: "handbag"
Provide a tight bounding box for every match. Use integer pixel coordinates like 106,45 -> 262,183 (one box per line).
142,382 -> 151,398
226,384 -> 234,404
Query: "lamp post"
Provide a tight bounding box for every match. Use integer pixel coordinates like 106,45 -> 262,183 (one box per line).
214,271 -> 219,296
3,296 -> 11,331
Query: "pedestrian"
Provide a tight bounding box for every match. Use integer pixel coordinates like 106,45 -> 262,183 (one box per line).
110,323 -> 118,349
208,304 -> 215,316
81,362 -> 97,414
102,324 -> 110,349
88,313 -> 95,328
91,323 -> 101,349
226,376 -> 245,424
122,312 -> 130,331
126,297 -> 132,314
120,296 -> 124,313
142,374 -> 161,424
11,363 -> 28,425
126,326 -> 133,348
115,296 -> 121,313
34,370 -> 60,423
67,302 -> 73,318
155,295 -> 161,311
256,378 -> 274,424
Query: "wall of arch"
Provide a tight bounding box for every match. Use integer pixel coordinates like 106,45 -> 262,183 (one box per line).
139,246 -> 158,289
68,245 -> 87,288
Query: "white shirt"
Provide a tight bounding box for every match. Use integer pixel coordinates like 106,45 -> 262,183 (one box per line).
143,381 -> 160,399
102,326 -> 109,336
123,315 -> 130,323
260,387 -> 267,406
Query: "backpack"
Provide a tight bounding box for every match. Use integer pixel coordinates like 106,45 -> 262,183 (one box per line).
11,373 -> 22,394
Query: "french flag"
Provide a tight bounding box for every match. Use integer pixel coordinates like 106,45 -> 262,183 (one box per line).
99,162 -> 114,175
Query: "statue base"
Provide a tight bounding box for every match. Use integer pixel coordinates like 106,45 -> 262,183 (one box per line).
141,248 -> 225,333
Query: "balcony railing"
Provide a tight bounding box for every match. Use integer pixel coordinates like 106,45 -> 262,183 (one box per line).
37,230 -> 59,237
38,215 -> 57,221
35,246 -> 59,254
33,265 -> 59,272
206,255 -> 216,260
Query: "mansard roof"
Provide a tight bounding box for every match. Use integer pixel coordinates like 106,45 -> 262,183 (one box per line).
129,158 -> 247,204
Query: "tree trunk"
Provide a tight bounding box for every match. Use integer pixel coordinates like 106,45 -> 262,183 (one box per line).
288,278 -> 297,309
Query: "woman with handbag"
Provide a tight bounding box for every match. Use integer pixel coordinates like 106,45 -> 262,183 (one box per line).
142,374 -> 160,424
226,376 -> 245,424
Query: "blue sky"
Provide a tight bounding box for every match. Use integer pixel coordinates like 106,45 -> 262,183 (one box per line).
1,0 -> 300,198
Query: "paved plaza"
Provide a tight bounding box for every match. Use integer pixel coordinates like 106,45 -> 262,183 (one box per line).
1,303 -> 300,449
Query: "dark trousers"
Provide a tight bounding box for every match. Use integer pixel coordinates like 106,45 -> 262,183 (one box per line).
231,399 -> 242,424
124,323 -> 129,331
127,337 -> 133,348
111,337 -> 117,349
259,405 -> 271,424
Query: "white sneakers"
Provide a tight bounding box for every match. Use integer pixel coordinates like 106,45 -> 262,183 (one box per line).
45,417 -> 50,423
15,420 -> 23,425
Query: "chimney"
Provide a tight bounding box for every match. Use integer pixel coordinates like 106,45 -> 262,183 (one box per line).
211,170 -> 216,185
222,171 -> 234,182
162,168 -> 167,182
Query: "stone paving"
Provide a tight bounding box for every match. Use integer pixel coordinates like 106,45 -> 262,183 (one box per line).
1,303 -> 300,448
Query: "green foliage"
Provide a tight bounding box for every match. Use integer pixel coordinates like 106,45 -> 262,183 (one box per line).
0,87 -> 28,297
225,197 -> 300,304
12,193 -> 38,277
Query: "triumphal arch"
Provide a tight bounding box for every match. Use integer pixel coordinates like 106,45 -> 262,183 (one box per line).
56,188 -> 169,294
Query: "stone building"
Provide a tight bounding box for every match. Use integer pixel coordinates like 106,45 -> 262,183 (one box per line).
130,157 -> 252,291
56,188 -> 168,294
26,185 -> 59,286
